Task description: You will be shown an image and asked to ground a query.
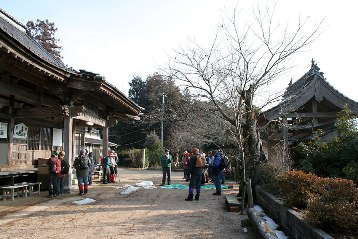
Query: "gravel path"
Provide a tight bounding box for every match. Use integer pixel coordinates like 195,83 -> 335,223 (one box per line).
0,168 -> 256,239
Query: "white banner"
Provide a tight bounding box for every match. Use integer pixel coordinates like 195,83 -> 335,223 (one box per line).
13,123 -> 28,139
0,122 -> 7,138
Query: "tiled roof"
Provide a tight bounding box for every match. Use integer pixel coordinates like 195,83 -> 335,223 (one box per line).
260,60 -> 358,121
79,69 -> 144,113
0,8 -> 69,71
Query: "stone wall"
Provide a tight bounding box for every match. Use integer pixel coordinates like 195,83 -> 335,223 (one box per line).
255,186 -> 333,239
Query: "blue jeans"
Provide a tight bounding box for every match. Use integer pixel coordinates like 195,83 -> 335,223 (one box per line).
162,167 -> 171,184
103,167 -> 110,183
214,170 -> 224,192
88,171 -> 93,185
48,172 -> 59,196
189,173 -> 202,194
57,175 -> 65,194
77,175 -> 89,185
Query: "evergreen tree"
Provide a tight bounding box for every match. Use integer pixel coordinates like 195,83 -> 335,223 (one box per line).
26,19 -> 63,61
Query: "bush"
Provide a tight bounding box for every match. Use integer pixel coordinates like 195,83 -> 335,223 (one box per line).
128,149 -> 148,168
277,170 -> 319,209
253,163 -> 280,192
306,177 -> 358,233
277,170 -> 358,234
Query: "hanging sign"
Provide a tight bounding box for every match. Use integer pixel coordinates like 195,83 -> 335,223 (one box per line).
13,123 -> 28,139
0,122 -> 7,139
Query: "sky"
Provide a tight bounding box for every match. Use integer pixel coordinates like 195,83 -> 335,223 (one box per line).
0,0 -> 357,101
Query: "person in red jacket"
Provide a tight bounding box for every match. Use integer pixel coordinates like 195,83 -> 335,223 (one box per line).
57,151 -> 69,195
47,151 -> 61,197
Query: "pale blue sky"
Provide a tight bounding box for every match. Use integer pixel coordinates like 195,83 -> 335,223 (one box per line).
0,0 -> 357,101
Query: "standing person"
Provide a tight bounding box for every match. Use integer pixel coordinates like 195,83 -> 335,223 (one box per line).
160,149 -> 172,186
57,151 -> 69,195
211,150 -> 225,196
109,150 -> 117,183
183,151 -> 191,182
74,148 -> 91,195
207,151 -> 214,182
185,147 -> 205,201
88,152 -> 95,185
102,152 -> 111,184
47,151 -> 61,197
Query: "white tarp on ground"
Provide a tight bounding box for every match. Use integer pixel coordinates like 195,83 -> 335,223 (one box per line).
73,198 -> 96,205
120,181 -> 157,195
135,181 -> 156,189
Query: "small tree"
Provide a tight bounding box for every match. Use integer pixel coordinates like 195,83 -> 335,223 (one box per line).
144,132 -> 163,167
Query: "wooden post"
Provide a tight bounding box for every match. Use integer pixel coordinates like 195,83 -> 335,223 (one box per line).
241,183 -> 246,215
103,124 -> 109,156
312,100 -> 318,126
142,148 -> 146,169
7,96 -> 14,166
247,179 -> 254,208
63,115 -> 73,192
282,116 -> 289,162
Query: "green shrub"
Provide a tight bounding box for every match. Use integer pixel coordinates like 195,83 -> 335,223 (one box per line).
277,170 -> 319,209
343,161 -> 358,185
117,150 -> 130,160
144,132 -> 163,167
128,149 -> 149,168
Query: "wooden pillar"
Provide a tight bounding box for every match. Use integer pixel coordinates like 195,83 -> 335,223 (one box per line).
63,115 -> 73,192
81,130 -> 85,149
312,100 -> 318,126
142,148 -> 146,169
7,96 -> 14,166
282,116 -> 289,161
103,124 -> 109,157
7,118 -> 14,166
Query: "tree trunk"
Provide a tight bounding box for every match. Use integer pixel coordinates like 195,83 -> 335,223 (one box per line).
238,85 -> 260,208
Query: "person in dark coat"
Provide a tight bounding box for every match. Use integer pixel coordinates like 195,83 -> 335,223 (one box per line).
185,147 -> 205,201
74,148 -> 90,195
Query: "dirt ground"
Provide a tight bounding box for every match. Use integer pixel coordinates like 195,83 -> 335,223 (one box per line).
0,168 -> 257,239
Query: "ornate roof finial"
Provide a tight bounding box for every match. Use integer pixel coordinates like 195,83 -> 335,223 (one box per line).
311,58 -> 315,67
310,59 -> 324,78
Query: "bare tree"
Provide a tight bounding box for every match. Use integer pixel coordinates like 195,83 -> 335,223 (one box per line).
166,2 -> 323,202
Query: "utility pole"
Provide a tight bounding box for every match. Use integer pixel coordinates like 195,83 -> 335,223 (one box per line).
161,93 -> 164,149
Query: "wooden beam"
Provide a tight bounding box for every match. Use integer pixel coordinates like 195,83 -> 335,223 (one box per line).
14,107 -> 65,118
286,112 -> 337,118
0,81 -> 59,107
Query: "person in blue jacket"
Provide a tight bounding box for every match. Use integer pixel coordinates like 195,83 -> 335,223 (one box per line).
211,150 -> 225,195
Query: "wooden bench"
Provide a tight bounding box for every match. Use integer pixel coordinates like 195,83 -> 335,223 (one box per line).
27,182 -> 42,196
0,184 -> 28,201
225,195 -> 242,212
93,170 -> 102,181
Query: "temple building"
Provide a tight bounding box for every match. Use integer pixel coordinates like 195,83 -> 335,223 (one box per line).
0,8 -> 142,190
259,60 -> 358,160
